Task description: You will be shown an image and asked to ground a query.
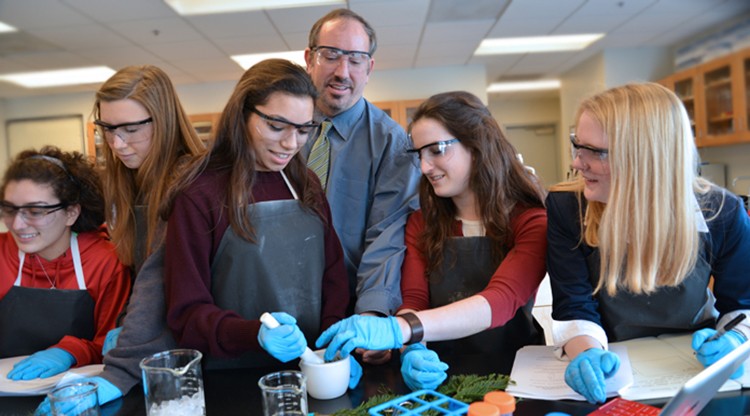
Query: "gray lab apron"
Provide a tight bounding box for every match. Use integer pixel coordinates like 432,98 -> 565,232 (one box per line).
206,173 -> 325,369
427,237 -> 543,361
0,234 -> 95,357
587,248 -> 716,342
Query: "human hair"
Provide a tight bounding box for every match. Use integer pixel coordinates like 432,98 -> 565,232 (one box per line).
308,8 -> 378,55
552,82 -> 710,295
0,146 -> 104,233
93,64 -> 206,266
166,59 -> 321,242
408,91 -> 546,273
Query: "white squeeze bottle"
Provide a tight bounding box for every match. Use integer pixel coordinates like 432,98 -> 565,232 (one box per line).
260,312 -> 324,364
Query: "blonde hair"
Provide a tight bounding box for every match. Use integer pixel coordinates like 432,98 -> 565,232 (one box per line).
553,82 -> 710,295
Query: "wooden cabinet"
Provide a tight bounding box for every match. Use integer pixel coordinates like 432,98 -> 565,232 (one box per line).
373,99 -> 424,130
188,113 -> 220,146
659,47 -> 750,147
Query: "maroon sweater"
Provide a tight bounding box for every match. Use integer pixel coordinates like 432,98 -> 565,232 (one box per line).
164,169 -> 349,358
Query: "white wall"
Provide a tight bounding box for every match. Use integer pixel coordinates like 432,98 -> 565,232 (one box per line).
603,47 -> 674,87
699,144 -> 750,196
489,96 -> 562,185
559,52 -> 606,180
557,47 -> 674,181
364,64 -> 487,103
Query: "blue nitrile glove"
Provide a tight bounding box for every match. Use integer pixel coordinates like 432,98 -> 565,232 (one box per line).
400,343 -> 449,391
315,315 -> 403,361
258,312 -> 307,363
692,328 -> 746,379
564,348 -> 620,404
102,327 -> 122,356
7,348 -> 76,380
35,376 -> 123,415
349,355 -> 362,389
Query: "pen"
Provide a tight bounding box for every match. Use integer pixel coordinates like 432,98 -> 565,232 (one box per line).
706,313 -> 746,342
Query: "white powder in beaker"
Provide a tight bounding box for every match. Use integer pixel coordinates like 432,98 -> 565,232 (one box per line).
148,390 -> 206,416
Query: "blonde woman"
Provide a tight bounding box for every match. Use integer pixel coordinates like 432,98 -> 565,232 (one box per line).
548,82 -> 750,403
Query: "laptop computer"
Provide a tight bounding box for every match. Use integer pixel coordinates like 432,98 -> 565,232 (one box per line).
659,339 -> 750,416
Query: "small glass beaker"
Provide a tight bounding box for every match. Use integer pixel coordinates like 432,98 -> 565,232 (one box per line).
258,371 -> 308,416
48,381 -> 100,416
140,349 -> 205,416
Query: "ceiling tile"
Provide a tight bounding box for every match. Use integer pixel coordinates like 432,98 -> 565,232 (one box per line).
141,39 -> 227,61
498,0 -> 585,20
11,51 -> 96,70
62,0 -> 176,22
488,18 -> 562,37
25,24 -> 132,51
377,25 -> 422,47
267,5 -> 341,33
350,0 -> 430,27
0,0 -> 92,29
421,20 -> 494,43
73,46 -> 165,71
109,17 -> 204,45
187,11 -> 277,39
213,36 -> 292,55
0,0 -> 748,98
418,40 -> 474,61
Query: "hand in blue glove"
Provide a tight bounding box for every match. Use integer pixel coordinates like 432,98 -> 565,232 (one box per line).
102,327 -> 122,356
7,348 -> 76,380
315,315 -> 403,362
400,344 -> 449,391
564,348 -> 620,404
35,376 -> 123,415
258,312 -> 307,363
349,355 -> 362,389
692,328 -> 746,379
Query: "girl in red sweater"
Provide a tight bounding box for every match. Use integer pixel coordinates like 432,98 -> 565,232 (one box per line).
317,91 -> 548,391
0,146 -> 130,380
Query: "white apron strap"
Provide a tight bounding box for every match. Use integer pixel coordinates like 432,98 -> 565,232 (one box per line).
14,233 -> 86,289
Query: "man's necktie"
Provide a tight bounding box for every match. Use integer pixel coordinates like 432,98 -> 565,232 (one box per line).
308,120 -> 333,190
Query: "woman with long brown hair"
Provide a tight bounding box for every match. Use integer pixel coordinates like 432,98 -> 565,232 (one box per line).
316,91 -> 547,391
162,59 -> 350,375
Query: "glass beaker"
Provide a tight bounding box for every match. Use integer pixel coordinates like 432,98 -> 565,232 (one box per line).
48,381 -> 100,416
140,349 -> 205,416
258,371 -> 308,416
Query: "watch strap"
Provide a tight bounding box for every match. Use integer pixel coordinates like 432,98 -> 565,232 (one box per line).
400,312 -> 424,345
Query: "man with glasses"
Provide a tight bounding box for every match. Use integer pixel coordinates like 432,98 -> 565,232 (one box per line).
302,9 -> 421,360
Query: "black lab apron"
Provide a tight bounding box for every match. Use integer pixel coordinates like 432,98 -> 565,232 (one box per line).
0,234 -> 95,358
206,172 -> 325,369
427,237 -> 543,362
587,249 -> 716,342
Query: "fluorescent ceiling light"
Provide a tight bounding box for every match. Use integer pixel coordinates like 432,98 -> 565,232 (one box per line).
165,0 -> 345,15
0,66 -> 116,88
232,51 -> 306,70
475,34 -> 604,55
0,21 -> 17,33
487,80 -> 561,93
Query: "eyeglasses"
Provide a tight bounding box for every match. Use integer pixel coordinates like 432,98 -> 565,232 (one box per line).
251,108 -> 319,140
312,46 -> 372,70
407,138 -> 460,163
94,117 -> 153,145
570,133 -> 608,163
0,202 -> 66,225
